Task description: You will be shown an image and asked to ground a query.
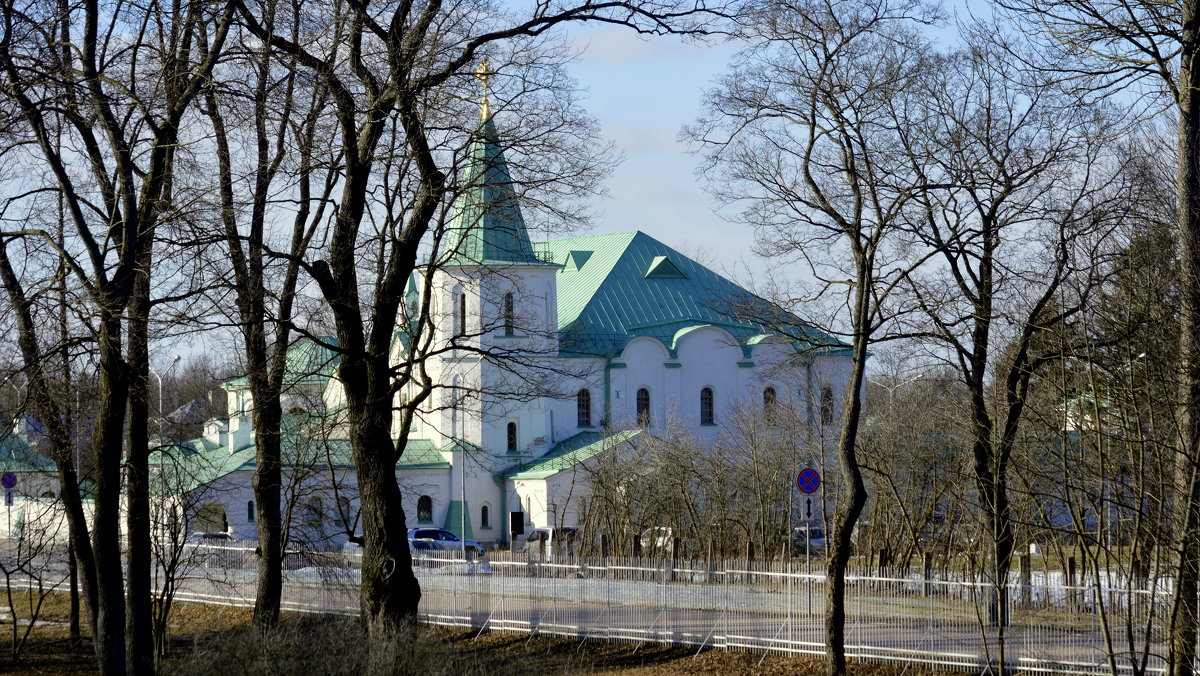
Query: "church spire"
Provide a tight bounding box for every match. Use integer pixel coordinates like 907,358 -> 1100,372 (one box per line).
476,58 -> 493,120
440,74 -> 541,267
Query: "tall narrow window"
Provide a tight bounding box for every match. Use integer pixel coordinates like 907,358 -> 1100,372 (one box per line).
247,500 -> 256,523
700,387 -> 715,425
636,388 -> 651,426
507,421 -> 518,452
820,386 -> 835,425
417,495 -> 433,522
503,292 -> 514,335
577,389 -> 592,427
764,387 -> 777,423
458,292 -> 467,337
480,504 -> 491,529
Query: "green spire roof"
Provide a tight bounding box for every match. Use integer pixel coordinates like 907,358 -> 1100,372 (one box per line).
441,116 -> 541,266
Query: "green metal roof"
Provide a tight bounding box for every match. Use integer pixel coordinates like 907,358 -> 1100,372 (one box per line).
150,439 -> 254,494
501,429 -> 643,480
150,432 -> 451,495
223,336 -> 339,390
0,433 -> 55,473
441,116 -> 544,267
538,231 -> 841,357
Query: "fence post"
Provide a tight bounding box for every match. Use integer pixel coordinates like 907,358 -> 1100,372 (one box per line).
1067,556 -> 1077,610
745,541 -> 755,584
1018,553 -> 1031,609
923,552 -> 933,597
708,540 -> 716,584
670,537 -> 679,582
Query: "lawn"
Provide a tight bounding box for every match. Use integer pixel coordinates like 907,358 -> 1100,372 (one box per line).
0,593 -> 946,675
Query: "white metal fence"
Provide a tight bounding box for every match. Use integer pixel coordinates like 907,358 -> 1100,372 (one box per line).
167,545 -> 1180,675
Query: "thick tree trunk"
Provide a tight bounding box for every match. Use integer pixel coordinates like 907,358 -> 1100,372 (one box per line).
92,314 -> 129,675
342,356 -> 421,641
825,282 -> 871,676
124,271 -> 153,675
252,386 -> 284,629
1172,2 -> 1200,672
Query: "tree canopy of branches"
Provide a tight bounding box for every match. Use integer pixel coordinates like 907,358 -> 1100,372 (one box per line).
687,0 -> 939,671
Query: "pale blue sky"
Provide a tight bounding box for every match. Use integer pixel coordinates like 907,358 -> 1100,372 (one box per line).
563,26 -> 760,282
560,8 -> 977,290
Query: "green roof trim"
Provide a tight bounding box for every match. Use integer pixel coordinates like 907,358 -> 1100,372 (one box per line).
501,430 -> 643,480
441,116 -> 546,267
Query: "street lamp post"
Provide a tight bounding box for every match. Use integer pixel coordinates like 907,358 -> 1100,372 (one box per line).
151,355 -> 181,442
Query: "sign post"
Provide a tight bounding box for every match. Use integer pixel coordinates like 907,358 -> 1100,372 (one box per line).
796,467 -> 821,612
2,472 -> 16,538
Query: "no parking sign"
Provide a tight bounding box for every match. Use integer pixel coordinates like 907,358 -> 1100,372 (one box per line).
797,468 -> 821,494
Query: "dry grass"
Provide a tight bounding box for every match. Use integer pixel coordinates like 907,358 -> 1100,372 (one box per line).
0,594 -> 947,675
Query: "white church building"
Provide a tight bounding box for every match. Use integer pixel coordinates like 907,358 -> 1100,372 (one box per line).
153,109 -> 852,550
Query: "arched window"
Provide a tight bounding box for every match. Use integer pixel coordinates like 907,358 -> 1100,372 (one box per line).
577,389 -> 591,427
764,387 -> 777,422
820,386 -> 835,425
636,388 -> 651,426
503,293 -> 514,335
700,387 -> 715,425
507,422 -> 518,452
417,495 -> 433,523
458,292 -> 468,337
247,500 -> 256,523
480,504 -> 491,529
306,497 -> 323,524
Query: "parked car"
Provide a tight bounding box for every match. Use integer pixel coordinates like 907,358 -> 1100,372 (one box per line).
639,527 -> 674,555
790,525 -> 826,553
407,527 -> 485,556
523,527 -> 578,560
187,532 -> 234,543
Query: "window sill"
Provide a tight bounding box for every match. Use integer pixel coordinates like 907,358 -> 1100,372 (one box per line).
495,334 -> 528,339
700,423 -> 717,427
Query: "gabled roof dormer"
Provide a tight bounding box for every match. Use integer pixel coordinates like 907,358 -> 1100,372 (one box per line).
645,255 -> 687,279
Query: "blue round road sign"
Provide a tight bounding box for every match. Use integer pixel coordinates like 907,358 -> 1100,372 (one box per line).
797,468 -> 820,494
1,472 -> 16,489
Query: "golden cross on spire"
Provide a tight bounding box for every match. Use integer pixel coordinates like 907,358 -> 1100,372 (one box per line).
476,58 -> 494,119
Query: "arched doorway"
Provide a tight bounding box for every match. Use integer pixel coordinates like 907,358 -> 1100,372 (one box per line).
193,502 -> 229,534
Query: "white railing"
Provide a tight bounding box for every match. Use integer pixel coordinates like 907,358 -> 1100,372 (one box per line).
169,546 -> 1178,675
